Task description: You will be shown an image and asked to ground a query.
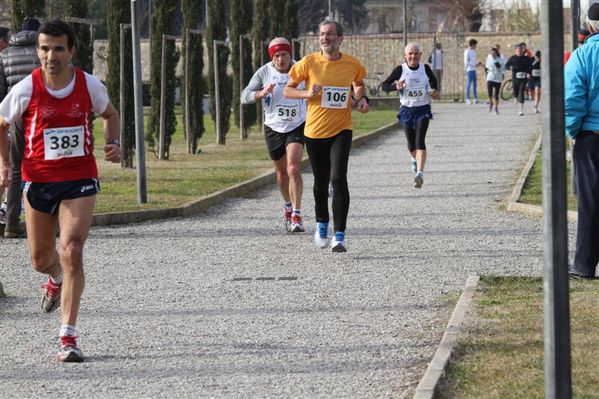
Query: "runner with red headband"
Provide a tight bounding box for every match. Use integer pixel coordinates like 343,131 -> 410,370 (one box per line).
241,37 -> 307,233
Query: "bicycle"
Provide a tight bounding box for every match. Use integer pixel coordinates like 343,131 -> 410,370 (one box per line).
364,72 -> 387,97
500,79 -> 513,101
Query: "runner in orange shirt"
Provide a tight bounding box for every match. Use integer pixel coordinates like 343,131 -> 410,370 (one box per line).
284,21 -> 369,252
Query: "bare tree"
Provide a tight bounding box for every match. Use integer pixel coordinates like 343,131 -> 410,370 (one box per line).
437,0 -> 487,32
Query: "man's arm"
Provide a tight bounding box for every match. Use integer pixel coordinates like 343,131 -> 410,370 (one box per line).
283,78 -> 319,100
241,67 -> 270,104
100,102 -> 122,163
352,79 -> 369,114
564,55 -> 587,139
0,116 -> 11,187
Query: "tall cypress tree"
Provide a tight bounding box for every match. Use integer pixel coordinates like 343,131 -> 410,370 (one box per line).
10,0 -> 45,31
206,0 -> 231,144
231,0 -> 255,136
62,0 -> 94,73
182,0 -> 205,153
147,0 -> 178,156
268,2 -> 283,39
283,0 -> 300,58
252,0 -> 269,128
107,0 -> 135,167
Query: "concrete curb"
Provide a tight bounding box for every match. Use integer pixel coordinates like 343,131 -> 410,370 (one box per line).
91,121 -> 399,226
414,275 -> 480,399
505,132 -> 578,222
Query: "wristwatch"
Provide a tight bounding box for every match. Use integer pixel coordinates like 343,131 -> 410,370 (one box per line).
106,139 -> 120,146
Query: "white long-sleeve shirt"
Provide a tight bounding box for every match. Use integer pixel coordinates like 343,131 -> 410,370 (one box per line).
464,47 -> 478,72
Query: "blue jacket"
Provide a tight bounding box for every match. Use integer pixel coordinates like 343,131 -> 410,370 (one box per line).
565,33 -> 599,138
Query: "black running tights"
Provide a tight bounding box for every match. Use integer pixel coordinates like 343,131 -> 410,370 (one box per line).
404,118 -> 429,152
305,130 -> 352,232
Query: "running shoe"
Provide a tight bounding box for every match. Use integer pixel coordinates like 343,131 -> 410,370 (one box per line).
495,108 -> 499,115
314,222 -> 329,248
464,99 -> 471,105
473,99 -> 478,104
518,111 -> 524,116
290,214 -> 305,233
41,277 -> 61,313
414,172 -> 424,189
411,159 -> 417,175
283,207 -> 292,232
57,336 -> 84,362
0,203 -> 6,224
331,232 -> 347,253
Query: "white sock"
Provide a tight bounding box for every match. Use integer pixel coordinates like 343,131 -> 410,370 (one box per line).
292,209 -> 301,216
50,272 -> 63,285
59,324 -> 77,337
417,170 -> 424,175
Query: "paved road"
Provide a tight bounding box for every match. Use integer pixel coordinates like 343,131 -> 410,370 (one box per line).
1,102 -> 550,398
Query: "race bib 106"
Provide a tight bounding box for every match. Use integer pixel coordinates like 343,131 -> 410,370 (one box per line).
43,125 -> 85,160
321,86 -> 350,109
273,103 -> 301,123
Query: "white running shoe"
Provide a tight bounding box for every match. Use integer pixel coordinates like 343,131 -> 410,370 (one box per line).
518,111 -> 524,116
331,232 -> 347,252
414,172 -> 424,188
314,222 -> 329,248
290,214 -> 305,233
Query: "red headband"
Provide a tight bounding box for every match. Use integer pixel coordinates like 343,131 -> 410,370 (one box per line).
269,43 -> 292,59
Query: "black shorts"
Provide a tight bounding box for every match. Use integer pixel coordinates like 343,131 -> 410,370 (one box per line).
23,178 -> 100,215
264,123 -> 305,161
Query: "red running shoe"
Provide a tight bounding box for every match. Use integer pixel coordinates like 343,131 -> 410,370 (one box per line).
41,277 -> 61,313
57,335 -> 84,362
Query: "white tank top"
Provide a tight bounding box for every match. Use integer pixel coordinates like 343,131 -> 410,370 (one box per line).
263,64 -> 306,133
398,63 -> 430,108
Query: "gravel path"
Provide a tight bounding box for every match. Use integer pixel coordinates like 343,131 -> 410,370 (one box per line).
1,101 -> 552,398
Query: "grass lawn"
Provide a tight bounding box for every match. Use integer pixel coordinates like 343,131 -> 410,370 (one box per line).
438,276 -> 599,398
93,109 -> 398,213
518,151 -> 578,211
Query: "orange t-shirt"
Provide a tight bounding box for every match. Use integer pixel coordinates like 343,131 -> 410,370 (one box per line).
288,52 -> 366,139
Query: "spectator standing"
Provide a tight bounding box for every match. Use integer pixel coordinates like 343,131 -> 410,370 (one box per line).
564,28 -> 590,64
564,3 -> 599,279
428,43 -> 444,93
0,18 -> 41,238
463,38 -> 481,104
0,27 -> 10,51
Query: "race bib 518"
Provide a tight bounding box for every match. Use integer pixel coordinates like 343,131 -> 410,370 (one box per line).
273,103 -> 301,123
